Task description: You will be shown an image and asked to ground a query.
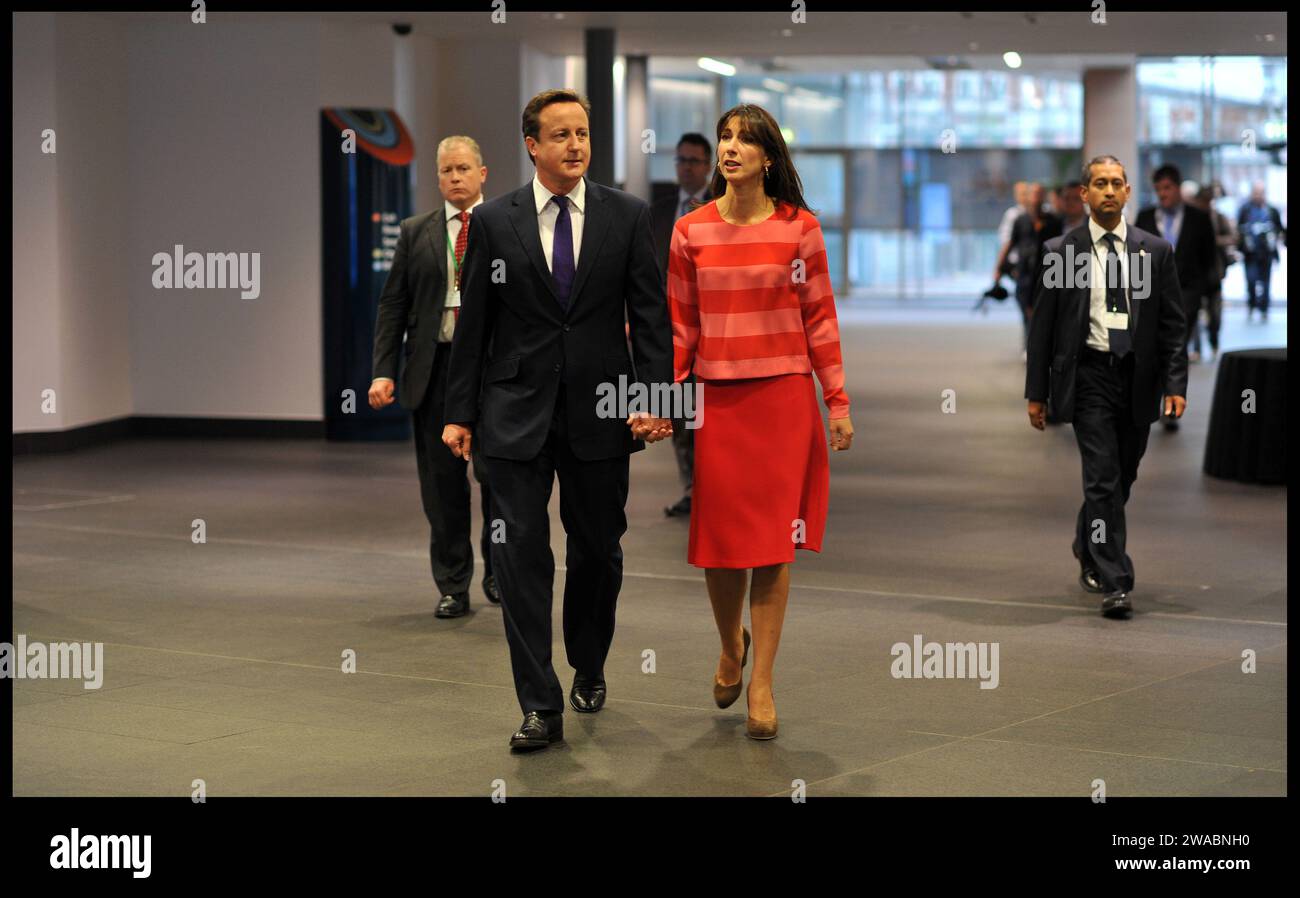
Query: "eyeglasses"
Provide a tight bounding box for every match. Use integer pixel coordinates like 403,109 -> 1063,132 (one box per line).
674,156 -> 708,166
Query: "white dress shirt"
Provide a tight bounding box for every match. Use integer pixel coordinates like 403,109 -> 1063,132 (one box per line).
533,173 -> 585,273
1155,203 -> 1183,247
998,205 -> 1023,264
439,195 -> 484,343
1086,216 -> 1130,352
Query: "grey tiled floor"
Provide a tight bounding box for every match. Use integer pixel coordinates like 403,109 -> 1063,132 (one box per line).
12,306 -> 1287,796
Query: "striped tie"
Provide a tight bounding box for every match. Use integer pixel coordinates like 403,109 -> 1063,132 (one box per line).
453,210 -> 470,321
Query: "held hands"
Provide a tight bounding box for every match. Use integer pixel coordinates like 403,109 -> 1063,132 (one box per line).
829,416 -> 854,451
627,413 -> 673,442
442,424 -> 473,459
1164,395 -> 1187,419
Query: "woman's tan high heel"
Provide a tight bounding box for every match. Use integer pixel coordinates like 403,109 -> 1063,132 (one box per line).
745,682 -> 778,740
712,626 -> 750,708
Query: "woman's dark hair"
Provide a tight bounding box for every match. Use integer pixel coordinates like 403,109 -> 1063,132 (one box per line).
708,104 -> 814,218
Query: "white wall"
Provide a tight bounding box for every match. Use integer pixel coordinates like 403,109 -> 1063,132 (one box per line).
433,39 -> 530,192
13,12 -> 135,434
12,13 -> 66,432
126,19 -> 323,421
12,13 -> 466,432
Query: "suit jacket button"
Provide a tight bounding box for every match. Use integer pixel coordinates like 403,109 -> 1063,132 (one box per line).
553,363 -> 561,373
563,325 -> 571,332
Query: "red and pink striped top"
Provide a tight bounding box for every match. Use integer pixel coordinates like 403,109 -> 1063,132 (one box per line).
667,200 -> 850,418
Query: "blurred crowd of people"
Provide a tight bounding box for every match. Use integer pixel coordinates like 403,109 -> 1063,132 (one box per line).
990,172 -> 1286,368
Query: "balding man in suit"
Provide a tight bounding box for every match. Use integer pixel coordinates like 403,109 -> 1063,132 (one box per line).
369,136 -> 499,619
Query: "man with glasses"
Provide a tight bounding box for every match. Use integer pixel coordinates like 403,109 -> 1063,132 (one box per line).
651,133 -> 714,517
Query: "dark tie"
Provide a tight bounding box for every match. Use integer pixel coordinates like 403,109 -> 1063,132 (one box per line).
1101,233 -> 1131,358
551,194 -> 575,311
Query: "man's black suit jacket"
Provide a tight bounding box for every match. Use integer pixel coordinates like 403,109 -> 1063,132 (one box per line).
1136,203 -> 1217,298
650,188 -> 712,282
444,177 -> 673,462
371,207 -> 453,411
1025,223 -> 1188,426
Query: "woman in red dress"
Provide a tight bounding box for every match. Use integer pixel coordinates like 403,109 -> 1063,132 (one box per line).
663,104 -> 854,740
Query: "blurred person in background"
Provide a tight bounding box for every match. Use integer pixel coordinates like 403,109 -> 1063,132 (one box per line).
1237,181 -> 1286,323
651,133 -> 714,518
995,182 -> 1063,358
1191,182 -> 1238,362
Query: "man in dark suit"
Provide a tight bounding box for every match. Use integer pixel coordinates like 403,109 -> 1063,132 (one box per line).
650,132 -> 712,517
1137,164 -> 1216,432
1237,181 -> 1286,322
442,89 -> 674,751
1026,155 -> 1188,619
369,136 -> 499,619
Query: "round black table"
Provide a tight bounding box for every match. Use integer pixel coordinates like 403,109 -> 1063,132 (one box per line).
1203,348 -> 1287,485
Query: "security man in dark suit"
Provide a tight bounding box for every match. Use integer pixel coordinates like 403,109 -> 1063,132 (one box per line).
369,136 -> 499,619
1026,155 -> 1188,619
1137,163 -> 1215,430
650,133 -> 713,517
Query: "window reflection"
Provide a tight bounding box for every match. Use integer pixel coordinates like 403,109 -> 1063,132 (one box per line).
646,56 -> 1285,301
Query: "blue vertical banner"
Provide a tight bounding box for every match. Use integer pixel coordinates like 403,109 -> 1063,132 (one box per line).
321,108 -> 414,440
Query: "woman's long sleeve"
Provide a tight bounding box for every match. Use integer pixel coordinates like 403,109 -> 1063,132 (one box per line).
796,222 -> 850,418
667,221 -> 700,384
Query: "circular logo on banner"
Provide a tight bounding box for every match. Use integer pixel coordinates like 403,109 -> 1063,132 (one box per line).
324,108 -> 414,166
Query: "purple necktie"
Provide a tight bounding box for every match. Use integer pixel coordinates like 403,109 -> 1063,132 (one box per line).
551,194 -> 575,311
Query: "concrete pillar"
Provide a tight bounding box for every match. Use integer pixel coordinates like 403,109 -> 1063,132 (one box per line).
624,55 -> 650,201
584,28 -> 615,186
1083,63 -> 1138,222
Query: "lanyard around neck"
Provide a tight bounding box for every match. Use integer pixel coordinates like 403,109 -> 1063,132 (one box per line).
445,213 -> 469,278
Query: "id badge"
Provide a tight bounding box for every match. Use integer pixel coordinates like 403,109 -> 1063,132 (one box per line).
446,290 -> 461,308
1102,311 -> 1128,330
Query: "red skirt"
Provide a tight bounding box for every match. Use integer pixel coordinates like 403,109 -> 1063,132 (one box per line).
687,373 -> 830,568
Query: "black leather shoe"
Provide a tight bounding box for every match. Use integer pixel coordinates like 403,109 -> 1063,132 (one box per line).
482,575 -> 501,605
569,674 -> 607,713
1072,544 -> 1104,594
509,711 -> 563,752
434,592 -> 469,618
664,495 -> 691,517
1101,590 -> 1132,619
1078,567 -> 1104,594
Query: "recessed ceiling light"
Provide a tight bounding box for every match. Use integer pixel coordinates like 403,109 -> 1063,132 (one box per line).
698,57 -> 737,77
1003,51 -> 1022,69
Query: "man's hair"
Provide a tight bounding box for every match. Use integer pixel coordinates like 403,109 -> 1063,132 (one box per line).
1082,154 -> 1128,185
436,135 -> 483,167
521,89 -> 592,166
1152,163 -> 1182,186
676,132 -> 712,159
